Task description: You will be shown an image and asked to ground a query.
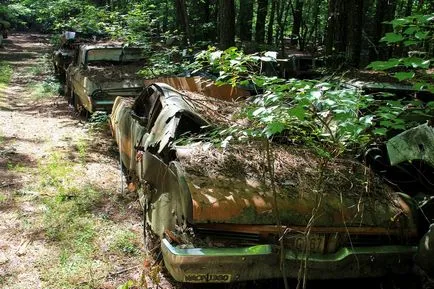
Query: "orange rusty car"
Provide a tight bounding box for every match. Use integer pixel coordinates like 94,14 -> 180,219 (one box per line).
109,82 -> 421,284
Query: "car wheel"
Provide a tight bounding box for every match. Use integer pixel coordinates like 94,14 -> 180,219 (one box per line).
73,94 -> 89,119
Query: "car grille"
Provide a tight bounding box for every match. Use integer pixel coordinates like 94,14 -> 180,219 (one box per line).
194,227 -> 416,253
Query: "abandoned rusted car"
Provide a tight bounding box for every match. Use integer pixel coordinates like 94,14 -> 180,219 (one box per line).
52,31 -> 90,82
65,43 -> 145,115
365,122 -> 434,279
109,82 -> 421,283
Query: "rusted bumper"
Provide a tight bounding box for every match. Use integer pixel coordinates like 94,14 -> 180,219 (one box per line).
161,238 -> 417,283
91,99 -> 116,112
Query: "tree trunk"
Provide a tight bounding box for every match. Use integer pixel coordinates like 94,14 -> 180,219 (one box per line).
266,0 -> 277,44
174,0 -> 191,45
326,0 -> 365,67
303,0 -> 321,52
238,0 -> 254,41
346,0 -> 364,66
163,0 -> 169,32
325,0 -> 346,56
218,0 -> 236,49
255,0 -> 268,43
291,0 -> 304,41
370,0 -> 397,60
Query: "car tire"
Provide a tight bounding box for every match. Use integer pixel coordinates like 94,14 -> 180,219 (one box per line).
73,94 -> 89,120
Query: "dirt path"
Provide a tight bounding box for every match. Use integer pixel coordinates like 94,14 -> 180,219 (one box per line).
0,33 -> 156,289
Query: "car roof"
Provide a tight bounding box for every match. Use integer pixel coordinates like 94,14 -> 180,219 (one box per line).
80,43 -> 145,50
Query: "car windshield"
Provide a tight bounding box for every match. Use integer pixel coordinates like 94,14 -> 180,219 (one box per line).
86,48 -> 145,63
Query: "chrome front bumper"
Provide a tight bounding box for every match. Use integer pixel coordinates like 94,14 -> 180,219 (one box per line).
161,238 -> 417,283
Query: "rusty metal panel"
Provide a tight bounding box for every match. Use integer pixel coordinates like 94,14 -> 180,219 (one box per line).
144,76 -> 250,101
184,174 -> 414,230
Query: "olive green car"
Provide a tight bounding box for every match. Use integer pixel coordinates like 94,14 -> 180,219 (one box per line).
109,82 -> 421,283
65,43 -> 145,115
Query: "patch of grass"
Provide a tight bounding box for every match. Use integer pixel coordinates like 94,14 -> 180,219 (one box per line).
75,137 -> 89,163
36,153 -> 109,288
25,54 -> 53,77
22,54 -> 61,99
29,76 -> 61,99
0,61 -> 12,89
110,230 -> 140,256
7,162 -> 26,172
38,153 -> 73,189
28,151 -> 143,288
26,65 -> 44,76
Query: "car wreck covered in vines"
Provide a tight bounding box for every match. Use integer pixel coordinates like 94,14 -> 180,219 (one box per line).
109,80 -> 425,284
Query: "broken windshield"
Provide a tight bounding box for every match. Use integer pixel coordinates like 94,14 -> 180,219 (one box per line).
86,48 -> 145,63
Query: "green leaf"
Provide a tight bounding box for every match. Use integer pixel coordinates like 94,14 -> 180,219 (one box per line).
379,120 -> 394,127
265,121 -> 285,137
373,128 -> 387,136
252,107 -> 266,117
402,57 -> 430,69
404,40 -> 420,46
393,72 -> 415,81
359,115 -> 374,126
288,106 -> 306,120
403,26 -> 418,35
366,59 -> 400,70
391,18 -> 410,27
415,31 -> 429,40
380,33 -> 404,43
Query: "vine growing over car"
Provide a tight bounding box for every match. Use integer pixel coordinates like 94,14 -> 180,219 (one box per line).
190,47 -> 388,288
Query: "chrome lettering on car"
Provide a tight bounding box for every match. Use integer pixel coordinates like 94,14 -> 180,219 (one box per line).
184,273 -> 231,283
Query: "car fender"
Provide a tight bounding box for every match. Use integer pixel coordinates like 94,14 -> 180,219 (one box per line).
140,152 -> 192,237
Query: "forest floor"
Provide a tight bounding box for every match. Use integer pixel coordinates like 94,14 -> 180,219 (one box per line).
0,33 -> 178,289
0,33 -> 429,289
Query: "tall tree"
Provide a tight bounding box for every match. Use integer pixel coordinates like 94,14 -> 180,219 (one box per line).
291,0 -> 304,42
255,0 -> 268,43
346,0 -> 364,66
218,0 -> 235,49
174,0 -> 191,44
266,0 -> 277,44
370,0 -> 397,60
238,0 -> 254,41
326,0 -> 365,67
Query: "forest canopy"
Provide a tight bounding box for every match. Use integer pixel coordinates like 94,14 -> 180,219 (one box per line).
1,0 -> 433,64
1,0 -> 433,152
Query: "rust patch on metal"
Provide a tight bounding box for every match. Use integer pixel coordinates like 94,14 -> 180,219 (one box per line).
143,76 -> 250,101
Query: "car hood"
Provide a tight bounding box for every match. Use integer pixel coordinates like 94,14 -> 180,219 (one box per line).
176,143 -> 416,230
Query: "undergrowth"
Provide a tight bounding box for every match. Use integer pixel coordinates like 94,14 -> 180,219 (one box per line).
29,75 -> 61,99
22,54 -> 61,99
0,61 -> 12,90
